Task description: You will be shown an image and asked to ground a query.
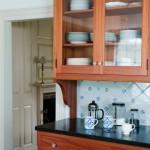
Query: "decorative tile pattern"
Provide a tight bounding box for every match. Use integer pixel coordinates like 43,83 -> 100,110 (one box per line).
77,81 -> 150,126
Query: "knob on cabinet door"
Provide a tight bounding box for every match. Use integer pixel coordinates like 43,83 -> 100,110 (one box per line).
98,61 -> 103,66
93,61 -> 97,66
51,143 -> 57,148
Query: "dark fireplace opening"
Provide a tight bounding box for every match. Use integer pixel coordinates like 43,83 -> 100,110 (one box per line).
43,92 -> 56,124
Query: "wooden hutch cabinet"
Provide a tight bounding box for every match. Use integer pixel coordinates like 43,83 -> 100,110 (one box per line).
53,0 -> 150,82
37,1 -> 150,149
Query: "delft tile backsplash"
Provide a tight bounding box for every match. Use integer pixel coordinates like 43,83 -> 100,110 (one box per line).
77,81 -> 150,126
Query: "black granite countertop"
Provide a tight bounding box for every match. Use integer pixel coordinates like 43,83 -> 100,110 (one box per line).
35,118 -> 150,148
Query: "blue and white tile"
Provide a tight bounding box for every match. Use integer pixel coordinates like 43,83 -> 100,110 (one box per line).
125,83 -> 142,99
77,80 -> 150,126
136,82 -> 150,91
144,86 -> 150,99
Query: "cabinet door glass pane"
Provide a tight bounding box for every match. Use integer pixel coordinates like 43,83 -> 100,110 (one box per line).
104,0 -> 142,66
62,0 -> 94,66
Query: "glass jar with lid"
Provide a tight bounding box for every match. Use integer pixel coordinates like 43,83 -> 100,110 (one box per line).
129,109 -> 140,128
112,103 -> 126,125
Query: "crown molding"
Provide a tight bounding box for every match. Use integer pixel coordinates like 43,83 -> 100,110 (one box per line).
0,6 -> 53,21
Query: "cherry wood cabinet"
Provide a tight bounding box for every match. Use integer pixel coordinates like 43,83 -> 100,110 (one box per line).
37,131 -> 149,150
53,0 -> 150,82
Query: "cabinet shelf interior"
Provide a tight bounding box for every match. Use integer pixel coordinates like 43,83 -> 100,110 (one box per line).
106,4 -> 142,16
64,9 -> 93,18
63,43 -> 93,47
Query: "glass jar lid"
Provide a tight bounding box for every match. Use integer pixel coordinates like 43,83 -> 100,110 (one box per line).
112,102 -> 125,106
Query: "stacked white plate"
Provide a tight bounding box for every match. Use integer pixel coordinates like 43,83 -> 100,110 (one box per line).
128,2 -> 142,6
105,32 -> 117,42
66,58 -> 92,65
66,32 -> 90,44
106,2 -> 128,7
119,30 -> 141,40
70,0 -> 90,10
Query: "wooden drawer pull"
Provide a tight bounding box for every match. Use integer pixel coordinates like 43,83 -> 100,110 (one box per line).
51,143 -> 57,148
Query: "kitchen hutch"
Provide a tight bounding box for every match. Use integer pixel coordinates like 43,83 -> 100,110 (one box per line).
53,0 -> 150,118
37,0 -> 150,149
53,0 -> 150,82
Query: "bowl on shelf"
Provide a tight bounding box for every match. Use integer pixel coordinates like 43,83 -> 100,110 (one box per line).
70,0 -> 90,10
66,32 -> 90,44
66,58 -> 92,65
105,32 -> 117,42
119,30 -> 141,40
105,2 -> 128,7
90,33 -> 93,42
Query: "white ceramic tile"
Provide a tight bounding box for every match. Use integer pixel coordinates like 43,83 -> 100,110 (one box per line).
144,86 -> 150,99
136,83 -> 150,90
125,83 -> 142,99
117,82 -> 132,89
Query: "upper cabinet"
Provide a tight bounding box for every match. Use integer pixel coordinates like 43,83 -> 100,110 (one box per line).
54,0 -> 150,82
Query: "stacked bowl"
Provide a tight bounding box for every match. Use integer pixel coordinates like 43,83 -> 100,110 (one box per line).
90,33 -> 93,42
66,58 -> 92,65
66,32 -> 90,44
70,0 -> 90,10
119,30 -> 141,40
105,32 -> 117,42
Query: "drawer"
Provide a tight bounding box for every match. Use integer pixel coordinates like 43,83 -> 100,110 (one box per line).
38,132 -> 149,150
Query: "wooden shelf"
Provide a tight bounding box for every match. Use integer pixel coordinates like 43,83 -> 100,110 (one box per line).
64,9 -> 93,18
106,4 -> 142,16
105,42 -> 118,46
63,43 -> 93,47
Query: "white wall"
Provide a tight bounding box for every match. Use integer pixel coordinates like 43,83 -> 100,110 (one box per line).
0,0 -> 53,10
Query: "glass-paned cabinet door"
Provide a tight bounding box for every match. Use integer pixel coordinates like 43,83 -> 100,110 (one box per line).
104,0 -> 142,67
62,0 -> 94,68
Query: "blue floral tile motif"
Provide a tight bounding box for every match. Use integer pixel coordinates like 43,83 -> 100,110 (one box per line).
140,110 -> 145,114
97,87 -> 100,91
131,99 -> 135,103
122,89 -> 126,93
88,87 -> 92,91
113,98 -> 117,102
80,113 -> 85,118
80,96 -> 84,100
104,107 -> 108,111
96,97 -> 100,101
141,90 -> 145,94
105,88 -> 109,92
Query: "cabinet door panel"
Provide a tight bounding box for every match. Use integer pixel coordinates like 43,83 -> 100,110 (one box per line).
102,0 -> 148,75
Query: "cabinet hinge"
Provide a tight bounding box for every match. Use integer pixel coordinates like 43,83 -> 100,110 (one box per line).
55,59 -> 57,68
147,59 -> 148,70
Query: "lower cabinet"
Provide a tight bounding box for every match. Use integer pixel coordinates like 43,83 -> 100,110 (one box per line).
38,131 -> 149,150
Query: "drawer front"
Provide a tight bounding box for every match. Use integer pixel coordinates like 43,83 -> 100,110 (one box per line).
38,132 -> 149,150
